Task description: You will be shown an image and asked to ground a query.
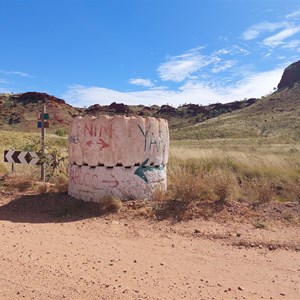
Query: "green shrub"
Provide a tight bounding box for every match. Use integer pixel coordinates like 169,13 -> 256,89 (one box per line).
55,128 -> 67,137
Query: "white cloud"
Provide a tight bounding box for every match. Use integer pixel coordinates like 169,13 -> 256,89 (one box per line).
62,67 -> 284,108
0,78 -> 10,84
156,45 -> 246,82
223,68 -> 283,99
0,69 -> 32,78
242,21 -> 289,40
281,39 -> 300,49
231,45 -> 250,55
286,9 -> 300,19
129,78 -> 153,87
214,48 -> 231,55
214,45 -> 250,56
263,26 -> 300,47
0,87 -> 11,93
157,47 -> 216,82
211,60 -> 236,73
10,71 -> 31,77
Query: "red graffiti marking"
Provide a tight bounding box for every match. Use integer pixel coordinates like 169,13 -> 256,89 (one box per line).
84,124 -> 96,137
85,138 -> 109,150
99,123 -> 113,139
70,167 -> 119,190
102,180 -> 119,187
97,138 -> 109,150
84,123 -> 113,139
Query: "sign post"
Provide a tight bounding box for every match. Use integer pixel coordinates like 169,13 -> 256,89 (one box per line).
4,108 -> 52,176
38,106 -> 49,182
11,148 -> 15,172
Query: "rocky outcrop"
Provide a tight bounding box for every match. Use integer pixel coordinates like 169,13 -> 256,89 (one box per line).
183,104 -> 208,116
0,92 -> 79,129
155,105 -> 178,117
108,102 -> 132,114
138,106 -> 157,116
85,102 -> 133,115
14,92 -> 66,105
278,60 -> 300,90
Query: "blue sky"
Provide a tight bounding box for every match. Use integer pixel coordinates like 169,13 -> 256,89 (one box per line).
0,0 -> 300,107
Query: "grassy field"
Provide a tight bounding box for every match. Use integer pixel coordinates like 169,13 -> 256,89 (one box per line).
1,130 -> 299,218
172,85 -> 300,141
168,139 -> 300,202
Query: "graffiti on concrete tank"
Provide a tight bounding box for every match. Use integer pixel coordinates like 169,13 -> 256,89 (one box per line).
68,116 -> 169,201
70,167 -> 119,190
69,134 -> 80,144
84,123 -> 113,139
138,124 -> 150,151
138,124 -> 167,152
134,158 -> 164,183
86,138 -> 110,150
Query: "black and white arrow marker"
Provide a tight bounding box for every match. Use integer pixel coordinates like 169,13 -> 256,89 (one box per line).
4,150 -> 41,165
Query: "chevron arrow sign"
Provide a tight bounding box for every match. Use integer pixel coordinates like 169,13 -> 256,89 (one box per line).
4,150 -> 41,165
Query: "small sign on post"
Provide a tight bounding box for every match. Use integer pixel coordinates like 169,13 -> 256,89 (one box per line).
4,108 -> 53,178
37,121 -> 49,128
38,106 -> 50,182
40,113 -> 49,120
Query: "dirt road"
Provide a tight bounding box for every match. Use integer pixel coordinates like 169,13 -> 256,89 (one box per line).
0,190 -> 299,299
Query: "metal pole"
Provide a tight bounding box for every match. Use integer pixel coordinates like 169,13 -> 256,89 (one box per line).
11,148 -> 15,172
41,106 -> 46,182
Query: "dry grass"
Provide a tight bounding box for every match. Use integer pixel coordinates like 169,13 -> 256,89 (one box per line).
1,174 -> 33,192
49,176 -> 69,193
33,176 -> 68,194
168,144 -> 300,204
99,196 -> 123,214
151,140 -> 300,220
1,130 -> 299,222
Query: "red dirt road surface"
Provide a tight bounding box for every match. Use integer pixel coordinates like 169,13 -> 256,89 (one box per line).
0,191 -> 299,299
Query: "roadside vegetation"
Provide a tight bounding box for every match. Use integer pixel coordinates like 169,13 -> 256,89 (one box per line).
0,131 -> 299,223
152,139 -> 300,221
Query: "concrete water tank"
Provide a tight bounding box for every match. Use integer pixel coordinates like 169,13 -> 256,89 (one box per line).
68,115 -> 169,201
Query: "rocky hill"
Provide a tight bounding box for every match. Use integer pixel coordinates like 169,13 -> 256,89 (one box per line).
173,60 -> 300,141
277,60 -> 300,89
0,92 -> 79,131
0,92 -> 257,132
1,60 -> 299,140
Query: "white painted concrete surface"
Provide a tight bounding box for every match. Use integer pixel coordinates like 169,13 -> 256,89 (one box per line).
68,164 -> 167,201
68,115 -> 169,202
68,115 -> 169,167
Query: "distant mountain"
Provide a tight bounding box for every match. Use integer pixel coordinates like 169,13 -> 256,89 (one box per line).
0,92 -> 257,132
0,92 -> 79,131
173,60 -> 300,141
1,60 -> 299,140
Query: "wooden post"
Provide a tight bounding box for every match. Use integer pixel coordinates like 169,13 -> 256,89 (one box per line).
41,106 -> 46,182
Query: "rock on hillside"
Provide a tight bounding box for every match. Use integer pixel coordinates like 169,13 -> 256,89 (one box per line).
85,102 -> 133,115
0,92 -> 258,131
84,99 -> 257,129
278,60 -> 300,89
0,92 -> 79,131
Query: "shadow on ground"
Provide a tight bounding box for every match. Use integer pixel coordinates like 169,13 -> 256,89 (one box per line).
0,192 -> 100,223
